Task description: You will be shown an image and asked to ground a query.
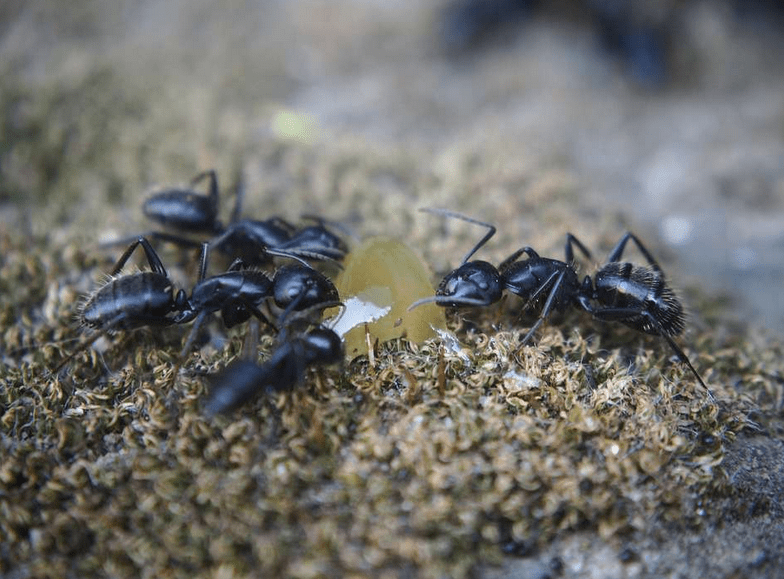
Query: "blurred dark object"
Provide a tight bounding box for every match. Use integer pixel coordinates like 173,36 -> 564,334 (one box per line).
587,0 -> 670,88
439,0 -> 537,53
439,0 -> 784,87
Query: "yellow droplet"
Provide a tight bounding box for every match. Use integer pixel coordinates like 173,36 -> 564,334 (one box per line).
270,108 -> 317,143
332,236 -> 446,358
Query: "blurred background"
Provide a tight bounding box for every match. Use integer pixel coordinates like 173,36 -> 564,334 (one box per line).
2,0 -> 784,335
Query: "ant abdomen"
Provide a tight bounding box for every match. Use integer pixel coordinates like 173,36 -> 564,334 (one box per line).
80,272 -> 179,331
592,263 -> 685,337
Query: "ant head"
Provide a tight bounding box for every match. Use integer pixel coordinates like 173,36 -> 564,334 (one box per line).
273,264 -> 339,311
436,261 -> 504,306
409,261 -> 503,310
302,327 -> 344,366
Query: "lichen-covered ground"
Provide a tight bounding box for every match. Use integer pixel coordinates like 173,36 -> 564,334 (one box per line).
2,1 -> 784,578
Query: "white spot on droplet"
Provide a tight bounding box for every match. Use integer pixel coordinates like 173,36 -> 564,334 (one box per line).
326,295 -> 391,338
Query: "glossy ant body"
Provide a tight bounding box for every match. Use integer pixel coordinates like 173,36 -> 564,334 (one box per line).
209,215 -> 348,265
174,243 -> 339,361
120,170 -> 348,265
79,236 -> 188,333
54,236 -> 339,373
410,209 -> 707,389
143,169 -> 227,234
204,323 -> 343,415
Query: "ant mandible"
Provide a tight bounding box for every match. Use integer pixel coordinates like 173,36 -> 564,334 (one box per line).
410,209 -> 708,390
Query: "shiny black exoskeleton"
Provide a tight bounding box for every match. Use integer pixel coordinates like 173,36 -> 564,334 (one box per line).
143,169 -> 226,234
126,170 -> 348,266
573,232 -> 706,389
411,209 -> 707,389
56,236 -> 339,373
173,244 -> 340,361
209,215 -> 348,265
52,237 -> 189,373
576,235 -> 685,339
80,236 -> 188,331
204,325 -> 343,415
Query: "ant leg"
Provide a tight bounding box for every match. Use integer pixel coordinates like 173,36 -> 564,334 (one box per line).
565,233 -> 593,264
242,319 -> 260,359
607,233 -> 663,272
418,207 -> 496,264
656,330 -> 712,397
101,231 -> 204,253
272,246 -> 346,265
178,310 -> 210,362
632,309 -> 709,394
226,257 -> 252,272
498,246 -> 539,271
265,248 -> 325,268
197,243 -> 210,282
520,270 -> 565,345
576,301 -> 711,396
229,173 -> 244,225
189,169 -> 219,205
204,359 -> 269,415
171,309 -> 212,383
207,227 -> 236,255
48,312 -> 129,375
243,302 -> 277,333
111,237 -> 168,276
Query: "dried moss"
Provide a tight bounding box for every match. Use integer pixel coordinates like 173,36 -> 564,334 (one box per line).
1,198 -> 777,578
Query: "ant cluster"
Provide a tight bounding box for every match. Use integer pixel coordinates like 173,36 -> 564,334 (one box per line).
56,170 -> 346,414
55,172 -> 710,414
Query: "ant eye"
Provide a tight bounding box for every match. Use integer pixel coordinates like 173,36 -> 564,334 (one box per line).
443,279 -> 458,295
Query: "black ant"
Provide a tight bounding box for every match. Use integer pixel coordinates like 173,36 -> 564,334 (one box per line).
174,242 -> 339,362
113,170 -> 348,265
53,236 -> 339,374
204,307 -> 344,415
51,236 -> 190,373
209,214 -> 348,266
143,169 -> 228,235
410,209 -> 708,390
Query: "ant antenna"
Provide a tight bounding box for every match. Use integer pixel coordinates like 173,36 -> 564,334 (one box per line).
229,172 -> 245,225
419,208 -> 496,264
300,214 -> 359,244
407,294 -> 492,312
